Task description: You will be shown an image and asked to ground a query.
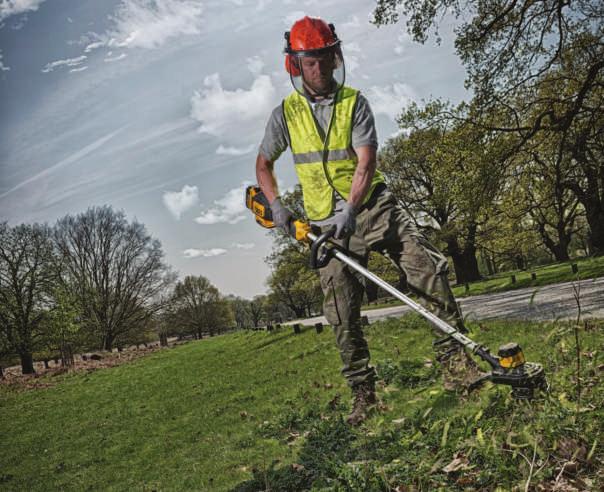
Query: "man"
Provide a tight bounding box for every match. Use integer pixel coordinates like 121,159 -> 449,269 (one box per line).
256,16 -> 483,425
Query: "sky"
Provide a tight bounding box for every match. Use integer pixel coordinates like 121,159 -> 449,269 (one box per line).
0,0 -> 470,299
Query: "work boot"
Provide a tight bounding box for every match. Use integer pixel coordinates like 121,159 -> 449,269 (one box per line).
439,345 -> 487,393
346,382 -> 376,426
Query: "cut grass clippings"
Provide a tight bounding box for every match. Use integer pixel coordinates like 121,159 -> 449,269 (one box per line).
1,315 -> 603,491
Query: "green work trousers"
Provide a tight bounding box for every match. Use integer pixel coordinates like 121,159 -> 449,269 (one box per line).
318,188 -> 466,387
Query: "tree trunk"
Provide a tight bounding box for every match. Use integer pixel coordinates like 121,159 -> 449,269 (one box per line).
586,208 -> 604,256
365,281 -> 378,303
19,351 -> 35,375
447,229 -> 481,284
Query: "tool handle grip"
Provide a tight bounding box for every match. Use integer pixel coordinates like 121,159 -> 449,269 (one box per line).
309,226 -> 335,269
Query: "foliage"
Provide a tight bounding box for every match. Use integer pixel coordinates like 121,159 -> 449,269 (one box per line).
42,287 -> 84,367
373,0 -> 604,254
0,222 -> 56,374
169,275 -> 235,338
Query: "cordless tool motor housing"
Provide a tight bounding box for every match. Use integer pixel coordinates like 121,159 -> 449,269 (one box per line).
245,185 -> 311,242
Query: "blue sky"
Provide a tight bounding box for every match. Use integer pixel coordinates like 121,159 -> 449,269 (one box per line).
0,0 -> 469,299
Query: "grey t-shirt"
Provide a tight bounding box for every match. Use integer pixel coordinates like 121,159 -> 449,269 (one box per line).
258,92 -> 378,163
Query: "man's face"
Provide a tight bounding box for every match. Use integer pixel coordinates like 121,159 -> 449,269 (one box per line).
299,52 -> 336,95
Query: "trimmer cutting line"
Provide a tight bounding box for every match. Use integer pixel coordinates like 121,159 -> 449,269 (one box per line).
246,186 -> 549,400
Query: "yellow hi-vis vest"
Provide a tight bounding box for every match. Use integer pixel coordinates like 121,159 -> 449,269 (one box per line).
283,86 -> 385,221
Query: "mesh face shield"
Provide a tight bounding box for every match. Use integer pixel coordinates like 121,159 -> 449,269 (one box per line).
287,46 -> 345,97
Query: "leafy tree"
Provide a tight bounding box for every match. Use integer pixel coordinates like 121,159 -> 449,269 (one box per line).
54,206 -> 173,351
170,275 -> 234,338
380,102 -> 507,283
373,0 -> 604,252
249,295 -> 266,328
226,295 -> 253,330
0,222 -> 55,374
43,286 -> 83,367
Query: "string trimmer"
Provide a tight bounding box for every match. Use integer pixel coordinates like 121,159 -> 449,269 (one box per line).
246,186 -> 549,399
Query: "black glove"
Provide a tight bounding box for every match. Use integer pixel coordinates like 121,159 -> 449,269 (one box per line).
327,202 -> 357,239
270,197 -> 293,234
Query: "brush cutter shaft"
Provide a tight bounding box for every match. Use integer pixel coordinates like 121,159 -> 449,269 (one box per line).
307,231 -> 479,352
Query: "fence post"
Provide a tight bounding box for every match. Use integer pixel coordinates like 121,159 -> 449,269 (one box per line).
511,275 -> 516,284
465,283 -> 470,293
315,322 -> 323,334
571,263 -> 578,274
531,272 -> 537,281
361,315 -> 370,326
293,323 -> 301,334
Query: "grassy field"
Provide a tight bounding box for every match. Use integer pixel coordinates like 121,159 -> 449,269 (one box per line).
1,315 -> 603,491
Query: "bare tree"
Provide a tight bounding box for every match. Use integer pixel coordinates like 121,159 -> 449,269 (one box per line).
53,206 -> 173,351
0,222 -> 55,374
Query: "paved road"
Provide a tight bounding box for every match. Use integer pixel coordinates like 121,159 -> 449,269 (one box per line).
290,277 -> 604,326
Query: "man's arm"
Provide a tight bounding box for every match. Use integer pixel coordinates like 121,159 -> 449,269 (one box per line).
347,145 -> 377,209
255,153 -> 279,203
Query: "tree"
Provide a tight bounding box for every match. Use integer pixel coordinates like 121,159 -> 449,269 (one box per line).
380,102 -> 507,283
170,276 -> 234,338
267,244 -> 322,318
43,286 -> 83,367
54,206 -> 173,351
249,295 -> 266,328
0,222 -> 55,374
373,0 -> 604,252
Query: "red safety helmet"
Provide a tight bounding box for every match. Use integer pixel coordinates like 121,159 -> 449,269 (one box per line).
284,16 -> 345,96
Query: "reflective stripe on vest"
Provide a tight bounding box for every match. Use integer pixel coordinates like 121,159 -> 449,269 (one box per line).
283,86 -> 385,220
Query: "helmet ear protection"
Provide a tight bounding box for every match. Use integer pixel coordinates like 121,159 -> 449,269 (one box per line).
285,55 -> 300,76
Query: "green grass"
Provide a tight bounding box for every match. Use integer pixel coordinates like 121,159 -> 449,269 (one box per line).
1,316 -> 603,491
452,255 -> 604,297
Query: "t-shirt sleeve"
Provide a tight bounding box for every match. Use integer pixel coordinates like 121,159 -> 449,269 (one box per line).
351,93 -> 378,150
258,104 -> 290,162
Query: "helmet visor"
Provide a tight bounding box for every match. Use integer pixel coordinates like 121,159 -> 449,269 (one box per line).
288,47 -> 345,98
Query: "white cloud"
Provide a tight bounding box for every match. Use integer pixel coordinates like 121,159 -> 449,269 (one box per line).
284,11 -> 305,26
215,144 -> 254,156
345,42 -> 361,53
106,0 -> 204,49
394,29 -> 412,55
69,66 -> 88,73
246,55 -> 264,75
346,54 -> 359,74
0,0 -> 46,22
341,15 -> 360,30
366,83 -> 415,121
41,55 -> 87,73
183,248 -> 227,258
84,41 -> 105,53
104,53 -> 127,62
190,73 -> 277,137
163,184 -> 199,220
195,182 -> 251,225
232,242 -> 255,250
0,51 -> 9,71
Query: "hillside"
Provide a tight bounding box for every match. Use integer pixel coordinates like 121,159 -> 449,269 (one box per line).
1,315 -> 603,491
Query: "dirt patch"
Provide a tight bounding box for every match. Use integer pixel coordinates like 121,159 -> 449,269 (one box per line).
0,344 -> 168,392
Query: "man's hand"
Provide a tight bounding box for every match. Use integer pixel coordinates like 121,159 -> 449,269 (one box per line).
329,202 -> 357,239
270,197 -> 293,234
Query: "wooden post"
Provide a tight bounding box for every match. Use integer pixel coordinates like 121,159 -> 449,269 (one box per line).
465,283 -> 470,293
511,275 -> 516,284
315,322 -> 323,334
531,272 -> 537,281
571,263 -> 578,274
293,323 -> 301,334
43,359 -> 50,369
361,315 -> 369,326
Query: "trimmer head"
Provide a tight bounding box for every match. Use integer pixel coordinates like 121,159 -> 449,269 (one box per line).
471,342 -> 549,399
